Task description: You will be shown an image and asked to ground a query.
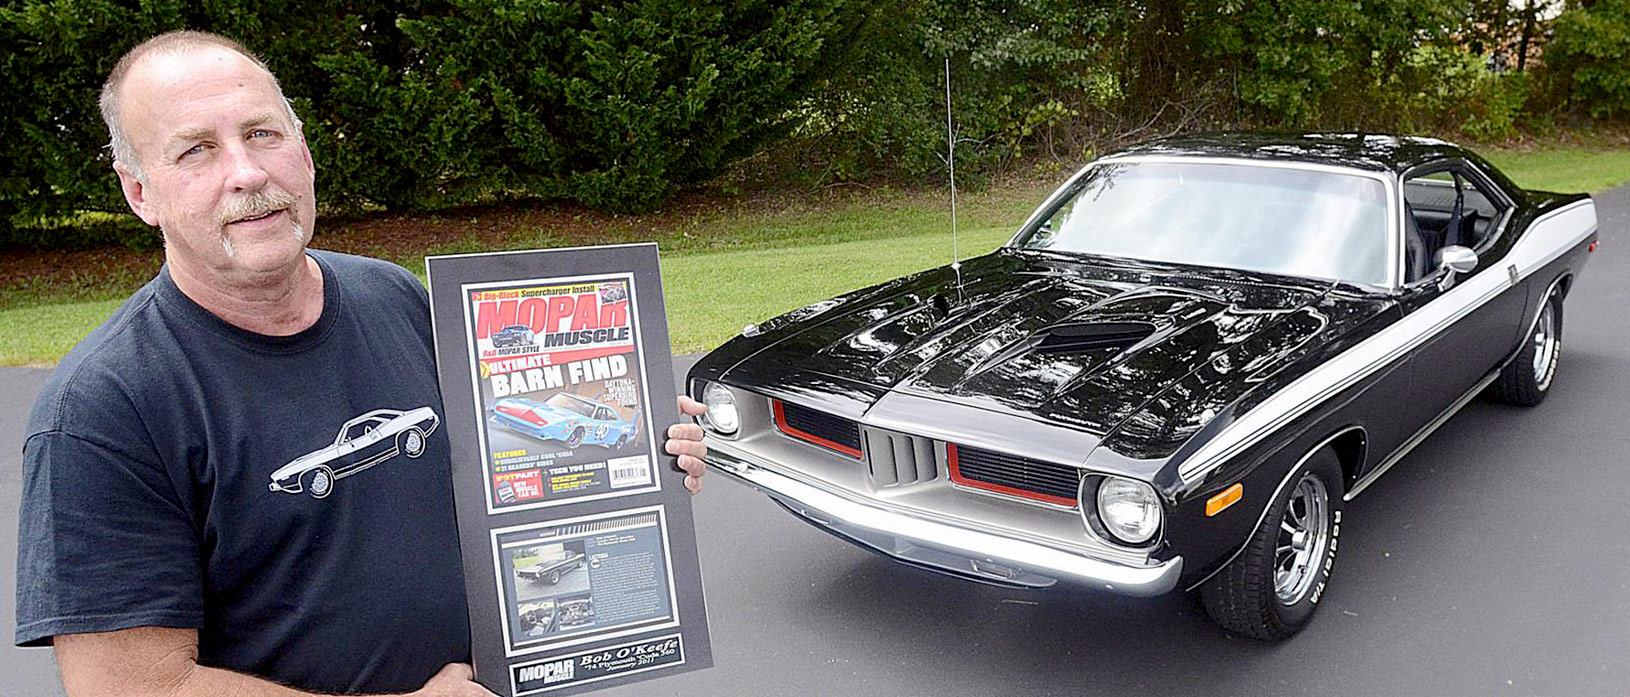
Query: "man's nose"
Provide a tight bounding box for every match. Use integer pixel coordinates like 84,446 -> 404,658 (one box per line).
221,141 -> 270,192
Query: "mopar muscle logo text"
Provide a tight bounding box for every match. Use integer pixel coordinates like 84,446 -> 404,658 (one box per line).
515,659 -> 575,685
473,291 -> 628,340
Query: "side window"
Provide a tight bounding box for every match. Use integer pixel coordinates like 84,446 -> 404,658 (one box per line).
1401,166 -> 1510,281
341,420 -> 373,443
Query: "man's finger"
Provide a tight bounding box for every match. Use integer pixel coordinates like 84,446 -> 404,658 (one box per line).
667,422 -> 704,442
676,454 -> 705,478
678,395 -> 707,416
685,474 -> 702,494
665,438 -> 707,459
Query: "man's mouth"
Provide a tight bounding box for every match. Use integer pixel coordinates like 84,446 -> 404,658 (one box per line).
230,209 -> 284,225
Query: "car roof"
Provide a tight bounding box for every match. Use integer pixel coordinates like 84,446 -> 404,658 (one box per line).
1104,132 -> 1477,174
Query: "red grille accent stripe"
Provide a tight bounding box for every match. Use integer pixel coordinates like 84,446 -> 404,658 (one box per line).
946,443 -> 1078,507
772,400 -> 863,458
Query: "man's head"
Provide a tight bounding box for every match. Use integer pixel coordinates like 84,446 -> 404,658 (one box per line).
101,31 -> 316,279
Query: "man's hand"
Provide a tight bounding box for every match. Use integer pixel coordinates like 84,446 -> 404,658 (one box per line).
413,663 -> 497,696
667,396 -> 709,494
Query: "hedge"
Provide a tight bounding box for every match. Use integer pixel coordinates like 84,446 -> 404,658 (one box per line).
1,0 -> 867,246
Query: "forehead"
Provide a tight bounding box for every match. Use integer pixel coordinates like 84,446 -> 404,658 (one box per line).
118,46 -> 285,137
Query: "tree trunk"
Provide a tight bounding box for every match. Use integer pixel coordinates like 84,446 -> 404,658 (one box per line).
1126,0 -> 1185,121
1517,0 -> 1539,72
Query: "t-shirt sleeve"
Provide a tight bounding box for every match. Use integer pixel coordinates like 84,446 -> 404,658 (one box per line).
14,430 -> 204,646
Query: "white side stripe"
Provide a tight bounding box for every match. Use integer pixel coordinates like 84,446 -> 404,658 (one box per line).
1177,199 -> 1597,482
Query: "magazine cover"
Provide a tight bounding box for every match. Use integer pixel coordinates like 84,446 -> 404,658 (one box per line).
427,245 -> 711,696
466,275 -> 660,513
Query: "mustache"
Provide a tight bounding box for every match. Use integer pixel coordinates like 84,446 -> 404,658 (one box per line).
218,189 -> 296,226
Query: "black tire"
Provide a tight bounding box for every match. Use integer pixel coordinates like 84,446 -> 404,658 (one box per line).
548,570 -> 562,585
1202,447 -> 1344,641
1487,289 -> 1563,407
566,428 -> 585,448
302,466 -> 336,500
398,427 -> 427,458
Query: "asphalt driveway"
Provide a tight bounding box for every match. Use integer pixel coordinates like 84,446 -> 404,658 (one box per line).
4,184 -> 1627,696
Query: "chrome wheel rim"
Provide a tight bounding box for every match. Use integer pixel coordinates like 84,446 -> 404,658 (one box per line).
406,431 -> 423,453
1274,474 -> 1330,604
1532,301 -> 1559,390
311,471 -> 331,496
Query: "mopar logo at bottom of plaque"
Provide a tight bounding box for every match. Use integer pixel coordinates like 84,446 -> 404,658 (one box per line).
511,634 -> 685,695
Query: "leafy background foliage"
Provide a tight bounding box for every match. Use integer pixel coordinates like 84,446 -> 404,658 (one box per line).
2,0 -> 1626,248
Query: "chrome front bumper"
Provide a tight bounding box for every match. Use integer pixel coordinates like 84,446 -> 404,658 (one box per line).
708,449 -> 1183,598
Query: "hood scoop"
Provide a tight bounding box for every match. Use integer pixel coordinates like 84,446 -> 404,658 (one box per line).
957,320 -> 1159,389
1035,321 -> 1157,353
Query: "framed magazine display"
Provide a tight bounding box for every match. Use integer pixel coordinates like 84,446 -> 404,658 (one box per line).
427,244 -> 711,695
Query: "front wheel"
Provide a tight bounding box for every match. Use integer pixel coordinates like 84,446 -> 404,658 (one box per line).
302,466 -> 336,500
566,428 -> 585,448
1201,447 -> 1344,640
1488,289 -> 1563,406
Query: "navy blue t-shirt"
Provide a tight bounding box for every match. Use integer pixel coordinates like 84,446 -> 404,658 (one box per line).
14,250 -> 469,693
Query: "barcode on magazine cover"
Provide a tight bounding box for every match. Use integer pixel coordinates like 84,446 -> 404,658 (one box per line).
608,455 -> 653,489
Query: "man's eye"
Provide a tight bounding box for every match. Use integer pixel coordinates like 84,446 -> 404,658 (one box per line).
249,129 -> 277,139
180,144 -> 206,159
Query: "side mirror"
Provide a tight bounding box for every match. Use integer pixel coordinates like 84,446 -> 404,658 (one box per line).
1433,245 -> 1478,290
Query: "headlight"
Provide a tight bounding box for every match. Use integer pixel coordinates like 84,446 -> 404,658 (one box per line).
700,382 -> 739,435
1096,477 -> 1162,545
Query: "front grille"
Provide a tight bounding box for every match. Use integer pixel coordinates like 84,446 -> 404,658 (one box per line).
949,444 -> 1081,505
774,400 -> 863,457
863,429 -> 938,487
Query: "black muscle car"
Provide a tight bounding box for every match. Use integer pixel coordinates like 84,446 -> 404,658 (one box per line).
688,134 -> 1598,640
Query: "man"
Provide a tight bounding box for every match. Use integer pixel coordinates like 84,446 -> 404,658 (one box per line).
13,31 -> 709,696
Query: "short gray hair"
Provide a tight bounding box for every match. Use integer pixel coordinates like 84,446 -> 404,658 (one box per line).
99,30 -> 303,181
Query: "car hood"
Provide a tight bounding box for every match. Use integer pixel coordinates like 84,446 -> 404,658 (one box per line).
271,445 -> 341,479
703,249 -> 1390,457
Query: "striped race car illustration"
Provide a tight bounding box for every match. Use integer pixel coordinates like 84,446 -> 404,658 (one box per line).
269,407 -> 440,499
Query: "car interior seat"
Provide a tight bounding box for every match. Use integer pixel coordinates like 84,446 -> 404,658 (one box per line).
1403,201 -> 1431,282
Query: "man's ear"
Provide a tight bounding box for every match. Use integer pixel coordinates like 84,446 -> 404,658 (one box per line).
300,133 -> 315,177
113,161 -> 161,227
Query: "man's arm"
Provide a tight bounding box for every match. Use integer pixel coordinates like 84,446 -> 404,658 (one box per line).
55,628 -> 494,697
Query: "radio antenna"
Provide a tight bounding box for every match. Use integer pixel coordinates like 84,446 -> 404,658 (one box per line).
944,58 -> 963,293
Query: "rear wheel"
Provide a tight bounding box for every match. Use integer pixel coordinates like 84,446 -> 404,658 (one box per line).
1488,289 -> 1562,406
1202,447 -> 1344,640
398,428 -> 427,458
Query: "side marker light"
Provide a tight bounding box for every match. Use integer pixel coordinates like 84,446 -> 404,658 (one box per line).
1206,483 -> 1244,517
1589,241 -> 1598,253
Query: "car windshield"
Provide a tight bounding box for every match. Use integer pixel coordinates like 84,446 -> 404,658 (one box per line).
1015,161 -> 1392,286
545,393 -> 597,418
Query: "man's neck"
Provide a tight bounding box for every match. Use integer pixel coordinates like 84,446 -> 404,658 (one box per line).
167,253 -> 326,336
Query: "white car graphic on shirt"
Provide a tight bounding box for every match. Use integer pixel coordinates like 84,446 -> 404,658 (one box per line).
268,407 -> 439,499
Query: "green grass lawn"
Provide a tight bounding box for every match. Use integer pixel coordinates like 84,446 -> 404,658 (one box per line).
4,146 -> 1628,365
1482,148 -> 1630,194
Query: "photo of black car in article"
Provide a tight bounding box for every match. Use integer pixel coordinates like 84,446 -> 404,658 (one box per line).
462,274 -> 661,513
492,506 -> 680,657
